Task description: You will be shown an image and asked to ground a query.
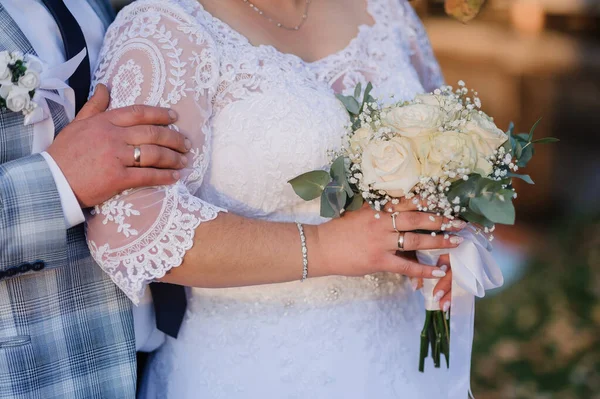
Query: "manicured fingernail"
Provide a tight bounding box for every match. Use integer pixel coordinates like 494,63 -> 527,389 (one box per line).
184,138 -> 192,150
411,279 -> 419,291
440,264 -> 448,272
168,109 -> 178,121
434,290 -> 445,302
172,171 -> 180,180
452,220 -> 467,229
432,270 -> 446,278
450,236 -> 464,245
442,302 -> 451,312
180,155 -> 188,165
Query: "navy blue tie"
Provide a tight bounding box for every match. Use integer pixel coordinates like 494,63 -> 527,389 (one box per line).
40,0 -> 91,114
149,283 -> 187,338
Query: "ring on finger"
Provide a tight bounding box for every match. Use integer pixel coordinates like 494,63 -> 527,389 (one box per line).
397,231 -> 405,251
391,212 -> 400,233
133,146 -> 141,167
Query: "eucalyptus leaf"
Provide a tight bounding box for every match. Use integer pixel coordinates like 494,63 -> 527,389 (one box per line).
470,195 -> 516,225
507,172 -> 534,185
461,209 -> 494,228
532,137 -> 560,144
354,82 -> 362,100
324,181 -> 347,218
346,194 -> 364,212
288,170 -> 331,201
515,141 -> 523,159
517,144 -> 534,168
447,174 -> 482,205
506,122 -> 515,137
528,117 -> 542,142
364,82 -> 374,104
336,94 -> 361,115
320,193 -> 338,218
330,156 -> 353,197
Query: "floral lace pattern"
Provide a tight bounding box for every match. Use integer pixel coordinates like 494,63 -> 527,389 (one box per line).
87,0 -> 448,396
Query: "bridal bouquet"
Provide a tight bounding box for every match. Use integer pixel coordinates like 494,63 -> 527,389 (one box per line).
289,82 -> 557,381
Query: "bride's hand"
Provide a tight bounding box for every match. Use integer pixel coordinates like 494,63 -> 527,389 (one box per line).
314,198 -> 466,279
413,254 -> 453,311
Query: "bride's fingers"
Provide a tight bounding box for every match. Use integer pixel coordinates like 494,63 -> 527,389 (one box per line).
381,211 -> 467,233
389,232 -> 464,251
382,254 -> 447,279
434,255 -> 452,311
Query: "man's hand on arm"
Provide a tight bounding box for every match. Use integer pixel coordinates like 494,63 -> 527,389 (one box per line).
46,84 -> 191,208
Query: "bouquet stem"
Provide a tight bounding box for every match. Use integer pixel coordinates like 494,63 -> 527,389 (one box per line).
419,310 -> 450,372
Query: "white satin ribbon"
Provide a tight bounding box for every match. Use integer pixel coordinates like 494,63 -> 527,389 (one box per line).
416,226 -> 504,399
24,49 -> 87,153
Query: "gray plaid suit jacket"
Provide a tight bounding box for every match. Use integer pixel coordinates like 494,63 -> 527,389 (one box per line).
0,2 -> 136,398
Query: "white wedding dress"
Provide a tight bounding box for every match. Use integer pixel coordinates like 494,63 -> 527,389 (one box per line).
86,0 -> 452,397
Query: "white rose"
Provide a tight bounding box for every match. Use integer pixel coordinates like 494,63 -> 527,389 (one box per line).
6,87 -> 31,112
0,51 -> 12,80
18,69 -> 40,91
415,93 -> 461,122
383,103 -> 444,137
465,113 -> 508,157
360,137 -> 421,198
414,132 -> 481,179
0,82 -> 13,99
348,126 -> 373,156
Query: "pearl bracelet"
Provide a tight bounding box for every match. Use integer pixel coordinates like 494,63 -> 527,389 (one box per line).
296,223 -> 308,282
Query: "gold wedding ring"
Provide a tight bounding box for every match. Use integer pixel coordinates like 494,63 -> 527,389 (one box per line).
133,146 -> 141,166
397,231 -> 405,251
391,211 -> 400,233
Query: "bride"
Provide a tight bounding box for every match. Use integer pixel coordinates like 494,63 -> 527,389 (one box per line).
86,0 -> 462,397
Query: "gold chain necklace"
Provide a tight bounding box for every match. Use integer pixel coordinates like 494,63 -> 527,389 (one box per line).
240,0 -> 312,31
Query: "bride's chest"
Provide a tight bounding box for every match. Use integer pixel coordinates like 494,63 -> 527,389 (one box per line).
199,28 -> 424,216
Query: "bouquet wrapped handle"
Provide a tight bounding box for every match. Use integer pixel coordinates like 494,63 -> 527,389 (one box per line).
417,226 -> 504,399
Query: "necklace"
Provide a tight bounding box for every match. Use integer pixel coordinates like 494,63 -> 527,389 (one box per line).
241,0 -> 312,31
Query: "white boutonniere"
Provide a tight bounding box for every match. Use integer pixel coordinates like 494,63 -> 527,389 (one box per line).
0,48 -> 87,127
0,50 -> 41,118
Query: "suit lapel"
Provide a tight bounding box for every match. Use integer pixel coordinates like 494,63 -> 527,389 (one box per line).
0,4 -> 70,141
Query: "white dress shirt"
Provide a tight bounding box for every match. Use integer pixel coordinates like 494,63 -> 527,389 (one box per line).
2,0 -> 105,229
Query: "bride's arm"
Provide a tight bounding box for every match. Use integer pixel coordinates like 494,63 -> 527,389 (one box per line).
87,3 -> 462,304
400,0 -> 445,92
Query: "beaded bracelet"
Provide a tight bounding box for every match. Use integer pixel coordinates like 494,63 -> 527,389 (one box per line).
296,223 -> 308,282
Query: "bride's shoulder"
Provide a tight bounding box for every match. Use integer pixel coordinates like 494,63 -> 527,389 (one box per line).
109,0 -> 213,35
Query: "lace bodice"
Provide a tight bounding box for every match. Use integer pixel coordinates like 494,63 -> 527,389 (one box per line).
86,0 -> 443,303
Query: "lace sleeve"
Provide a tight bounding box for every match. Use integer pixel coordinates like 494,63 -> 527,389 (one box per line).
86,1 -> 224,304
400,0 -> 445,92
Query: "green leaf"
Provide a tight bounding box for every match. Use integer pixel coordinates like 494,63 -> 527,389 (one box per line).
330,156 -> 353,197
507,172 -> 534,185
447,174 -> 483,205
461,209 -> 495,228
288,170 -> 331,201
515,140 -> 523,159
506,122 -> 515,137
528,117 -> 542,142
516,144 -> 534,168
364,82 -> 374,103
320,193 -> 337,218
470,194 -> 516,225
532,137 -> 560,144
353,83 -> 362,99
324,181 -> 347,218
336,94 -> 361,115
345,194 -> 364,212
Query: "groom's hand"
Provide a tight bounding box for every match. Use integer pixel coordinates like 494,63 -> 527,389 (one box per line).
47,84 -> 191,208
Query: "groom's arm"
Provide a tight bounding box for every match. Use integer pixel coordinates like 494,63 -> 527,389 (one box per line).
0,86 -> 192,281
0,154 -> 70,277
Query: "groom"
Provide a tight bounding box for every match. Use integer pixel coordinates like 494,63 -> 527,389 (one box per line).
0,1 -> 189,397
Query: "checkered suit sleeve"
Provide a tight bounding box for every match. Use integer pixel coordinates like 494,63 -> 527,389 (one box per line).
0,153 -> 68,275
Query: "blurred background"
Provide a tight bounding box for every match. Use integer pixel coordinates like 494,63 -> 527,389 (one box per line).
111,0 -> 599,397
